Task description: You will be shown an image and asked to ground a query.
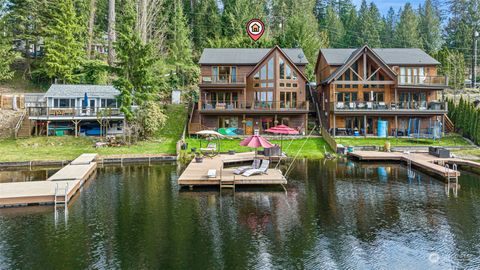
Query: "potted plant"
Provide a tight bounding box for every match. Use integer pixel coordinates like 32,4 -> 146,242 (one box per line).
195,152 -> 204,163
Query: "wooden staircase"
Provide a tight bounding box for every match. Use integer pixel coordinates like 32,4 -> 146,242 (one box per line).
15,111 -> 33,138
188,103 -> 206,135
444,114 -> 454,133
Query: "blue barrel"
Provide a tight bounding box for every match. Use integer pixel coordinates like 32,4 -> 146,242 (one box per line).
377,120 -> 388,137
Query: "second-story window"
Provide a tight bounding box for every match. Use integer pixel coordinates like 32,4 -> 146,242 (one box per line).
399,67 -> 425,84
212,66 -> 237,83
255,57 -> 275,81
279,58 -> 297,80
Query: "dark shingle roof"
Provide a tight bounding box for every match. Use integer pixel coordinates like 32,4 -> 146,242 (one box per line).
199,48 -> 309,65
44,84 -> 119,98
321,48 -> 440,65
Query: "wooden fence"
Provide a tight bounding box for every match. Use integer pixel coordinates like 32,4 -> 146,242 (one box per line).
321,126 -> 337,152
0,94 -> 25,110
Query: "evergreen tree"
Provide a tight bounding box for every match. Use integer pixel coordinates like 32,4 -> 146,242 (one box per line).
221,0 -> 268,39
0,5 -> 17,82
42,0 -> 84,83
324,4 -> 345,47
418,0 -> 442,53
381,7 -> 396,48
190,0 -> 221,51
114,0 -> 157,119
445,0 -> 479,57
355,0 -> 381,47
394,3 -> 422,48
341,4 -> 357,47
165,0 -> 193,65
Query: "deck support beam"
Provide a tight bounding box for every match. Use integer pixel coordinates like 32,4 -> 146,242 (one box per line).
363,115 -> 367,138
333,114 -> 336,137
395,115 -> 398,137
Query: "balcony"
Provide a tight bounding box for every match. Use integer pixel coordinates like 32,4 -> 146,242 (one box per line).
332,101 -> 447,115
27,106 -> 125,120
199,74 -> 246,87
199,100 -> 309,114
397,75 -> 448,87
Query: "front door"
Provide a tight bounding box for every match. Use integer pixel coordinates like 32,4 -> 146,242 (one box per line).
245,118 -> 254,135
89,99 -> 96,114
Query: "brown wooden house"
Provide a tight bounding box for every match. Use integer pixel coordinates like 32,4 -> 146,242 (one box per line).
315,45 -> 450,137
189,46 -> 310,135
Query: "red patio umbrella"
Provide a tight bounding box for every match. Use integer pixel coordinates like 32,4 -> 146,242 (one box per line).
240,133 -> 274,158
265,124 -> 299,149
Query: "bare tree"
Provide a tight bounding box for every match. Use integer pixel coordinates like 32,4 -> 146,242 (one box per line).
107,0 -> 116,66
87,0 -> 97,59
136,0 -> 166,49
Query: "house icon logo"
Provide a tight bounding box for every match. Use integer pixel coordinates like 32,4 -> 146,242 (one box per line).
246,19 -> 265,41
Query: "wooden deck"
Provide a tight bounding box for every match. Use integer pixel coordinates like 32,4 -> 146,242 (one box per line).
347,151 -> 477,179
178,152 -> 287,187
0,154 -> 98,207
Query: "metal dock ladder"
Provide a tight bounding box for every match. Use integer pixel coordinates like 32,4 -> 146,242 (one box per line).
54,183 -> 69,227
445,164 -> 459,197
54,183 -> 69,206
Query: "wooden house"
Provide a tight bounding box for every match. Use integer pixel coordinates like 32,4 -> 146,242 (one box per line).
315,45 -> 450,137
189,46 -> 310,135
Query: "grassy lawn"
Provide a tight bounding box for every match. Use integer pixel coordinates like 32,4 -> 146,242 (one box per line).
157,104 -> 188,138
0,136 -> 177,162
184,137 -> 330,159
336,134 -> 471,147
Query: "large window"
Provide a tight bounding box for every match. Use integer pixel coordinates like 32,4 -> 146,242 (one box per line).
280,91 -> 297,109
336,92 -> 358,103
254,91 -> 273,109
206,91 -> 239,108
212,66 -> 237,83
219,116 -> 238,128
101,99 -> 117,108
399,67 -> 425,84
254,57 -> 275,81
279,58 -> 297,81
399,91 -> 427,109
54,98 -> 75,108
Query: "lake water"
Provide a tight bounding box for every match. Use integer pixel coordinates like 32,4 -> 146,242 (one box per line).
1,159 -> 480,269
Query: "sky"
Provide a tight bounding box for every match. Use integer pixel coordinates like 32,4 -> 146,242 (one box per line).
352,0 -> 445,15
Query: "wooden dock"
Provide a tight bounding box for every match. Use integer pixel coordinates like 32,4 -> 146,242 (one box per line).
178,152 -> 287,188
0,154 -> 98,207
347,151 -> 477,179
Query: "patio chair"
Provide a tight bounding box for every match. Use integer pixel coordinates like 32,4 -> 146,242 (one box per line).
242,160 -> 270,177
378,102 -> 386,109
337,102 -> 345,109
349,102 -> 356,109
200,143 -> 217,157
233,159 -> 261,175
366,102 -> 373,109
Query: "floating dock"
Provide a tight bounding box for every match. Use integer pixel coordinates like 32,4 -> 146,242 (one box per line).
178,152 -> 287,188
0,154 -> 98,207
347,151 -> 479,179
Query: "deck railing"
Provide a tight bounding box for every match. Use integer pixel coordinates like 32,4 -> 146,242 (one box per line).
27,106 -> 123,117
397,75 -> 447,86
200,74 -> 246,85
200,100 -> 309,111
332,101 -> 447,111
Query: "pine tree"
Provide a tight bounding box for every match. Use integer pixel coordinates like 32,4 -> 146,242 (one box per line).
394,3 -> 422,48
42,0 -> 84,83
324,4 -> 345,47
221,0 -> 268,39
191,0 -> 221,51
355,0 -> 381,47
445,0 -> 479,57
114,0 -> 157,119
0,9 -> 17,82
165,0 -> 193,65
418,0 -> 442,54
381,7 -> 396,48
341,5 -> 357,47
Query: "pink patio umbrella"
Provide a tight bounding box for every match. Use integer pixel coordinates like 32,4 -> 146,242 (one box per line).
240,133 -> 274,158
265,124 -> 299,149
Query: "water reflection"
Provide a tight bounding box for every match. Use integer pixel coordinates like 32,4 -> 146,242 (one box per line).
0,166 -> 59,182
0,160 -> 479,269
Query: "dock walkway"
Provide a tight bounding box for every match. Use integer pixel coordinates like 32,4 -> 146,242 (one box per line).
347,151 -> 479,179
178,152 -> 287,187
0,154 -> 98,207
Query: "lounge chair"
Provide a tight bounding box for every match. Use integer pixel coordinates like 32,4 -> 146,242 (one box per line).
233,159 -> 261,175
242,160 -> 270,177
200,143 -> 217,157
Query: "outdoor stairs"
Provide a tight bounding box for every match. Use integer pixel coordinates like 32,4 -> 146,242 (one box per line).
16,112 -> 32,138
307,83 -> 322,128
444,114 -> 454,133
188,103 -> 206,134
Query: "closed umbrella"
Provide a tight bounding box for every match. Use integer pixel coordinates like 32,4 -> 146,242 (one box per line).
240,132 -> 274,158
265,124 -> 299,149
